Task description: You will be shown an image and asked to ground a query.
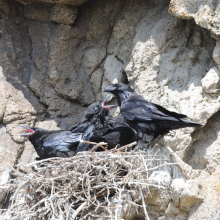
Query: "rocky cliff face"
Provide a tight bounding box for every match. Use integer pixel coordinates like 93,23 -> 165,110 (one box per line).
0,0 -> 220,219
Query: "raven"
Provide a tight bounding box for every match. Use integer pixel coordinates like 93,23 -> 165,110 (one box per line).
90,113 -> 137,150
21,95 -> 117,159
21,124 -> 82,159
69,94 -> 116,133
72,94 -> 117,153
103,83 -> 201,142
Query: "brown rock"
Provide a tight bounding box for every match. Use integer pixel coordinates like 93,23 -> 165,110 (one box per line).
24,5 -> 50,21
180,180 -> 199,212
165,202 -> 180,216
50,4 -> 78,25
15,0 -> 90,6
0,68 -> 45,143
0,125 -> 21,200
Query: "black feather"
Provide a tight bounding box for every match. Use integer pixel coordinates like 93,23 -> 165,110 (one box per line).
28,128 -> 82,159
103,83 -> 201,142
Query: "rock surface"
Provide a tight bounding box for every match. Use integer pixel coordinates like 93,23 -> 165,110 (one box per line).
0,0 -> 220,219
201,67 -> 220,96
179,180 -> 200,212
0,125 -> 20,183
213,41 -> 220,64
50,4 -> 78,25
15,0 -> 90,6
169,0 -> 220,37
170,178 -> 185,207
147,171 -> 172,211
104,55 -> 125,84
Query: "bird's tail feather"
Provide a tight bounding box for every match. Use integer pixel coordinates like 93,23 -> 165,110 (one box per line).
181,119 -> 201,127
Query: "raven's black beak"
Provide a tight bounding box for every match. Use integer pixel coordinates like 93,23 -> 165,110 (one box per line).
20,124 -> 35,137
103,85 -> 116,92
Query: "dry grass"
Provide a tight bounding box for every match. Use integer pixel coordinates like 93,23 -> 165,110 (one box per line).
0,142 -> 178,220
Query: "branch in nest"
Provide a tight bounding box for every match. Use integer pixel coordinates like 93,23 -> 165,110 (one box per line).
90,142 -> 108,152
72,201 -> 88,219
139,186 -> 150,220
114,141 -> 137,152
79,140 -> 109,152
0,141 -> 183,220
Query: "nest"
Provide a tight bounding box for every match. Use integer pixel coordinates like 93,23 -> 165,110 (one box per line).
0,142 -> 178,220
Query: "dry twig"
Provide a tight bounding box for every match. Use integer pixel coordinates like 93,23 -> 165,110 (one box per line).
0,142 -> 179,220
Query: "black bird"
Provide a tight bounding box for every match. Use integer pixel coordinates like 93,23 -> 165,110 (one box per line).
90,114 -> 137,150
21,125 -> 82,159
69,94 -> 116,133
103,83 -> 201,142
21,95 -> 117,159
71,94 -> 117,153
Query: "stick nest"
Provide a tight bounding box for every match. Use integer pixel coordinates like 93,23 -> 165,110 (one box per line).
0,142 -> 177,220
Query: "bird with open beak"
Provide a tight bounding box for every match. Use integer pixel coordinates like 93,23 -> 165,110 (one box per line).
21,95 -> 117,159
75,94 -> 117,152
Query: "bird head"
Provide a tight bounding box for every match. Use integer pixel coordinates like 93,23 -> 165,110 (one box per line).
84,95 -> 117,121
20,125 -> 36,138
103,83 -> 133,106
103,83 -> 131,94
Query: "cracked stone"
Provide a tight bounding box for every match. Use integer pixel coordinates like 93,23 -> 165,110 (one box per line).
83,47 -> 106,78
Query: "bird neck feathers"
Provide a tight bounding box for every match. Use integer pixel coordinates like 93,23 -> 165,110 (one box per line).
116,91 -> 130,106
